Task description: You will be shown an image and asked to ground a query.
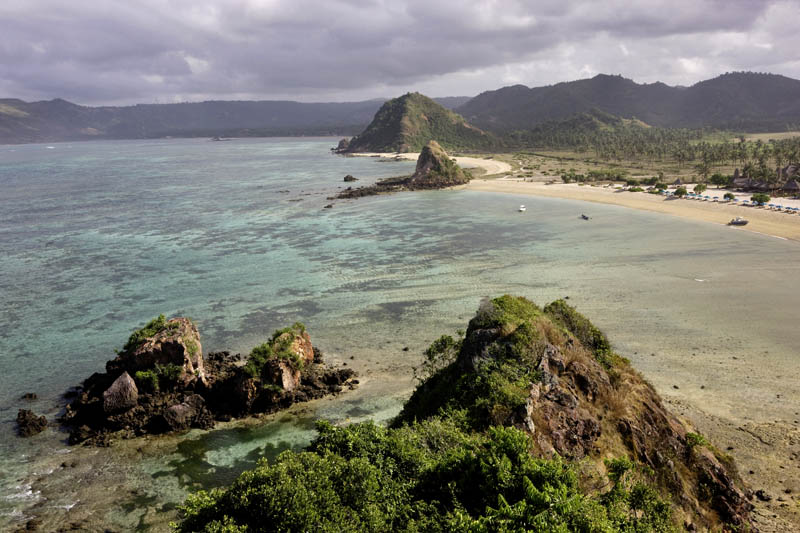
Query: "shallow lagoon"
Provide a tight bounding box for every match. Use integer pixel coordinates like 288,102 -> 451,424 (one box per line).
1,138 -> 798,529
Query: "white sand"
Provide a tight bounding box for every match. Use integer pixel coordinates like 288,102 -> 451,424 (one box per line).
350,152 -> 512,176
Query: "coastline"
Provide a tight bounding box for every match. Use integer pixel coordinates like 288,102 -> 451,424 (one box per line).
346,152 -> 513,176
465,179 -> 800,242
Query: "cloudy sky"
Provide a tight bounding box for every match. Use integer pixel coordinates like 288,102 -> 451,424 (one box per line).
1,0 -> 798,105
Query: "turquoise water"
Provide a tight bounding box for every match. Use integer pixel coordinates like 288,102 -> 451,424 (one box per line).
1,138 -> 799,529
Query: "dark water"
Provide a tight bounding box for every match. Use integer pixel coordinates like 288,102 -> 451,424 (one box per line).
1,138 -> 798,529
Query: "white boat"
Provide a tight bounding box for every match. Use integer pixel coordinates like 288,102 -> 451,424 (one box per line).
518,205 -> 526,212
728,216 -> 748,226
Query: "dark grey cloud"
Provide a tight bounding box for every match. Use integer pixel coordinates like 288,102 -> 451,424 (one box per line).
0,0 -> 797,105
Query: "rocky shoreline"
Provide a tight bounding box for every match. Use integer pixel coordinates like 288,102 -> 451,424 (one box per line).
337,140 -> 470,199
50,316 -> 356,446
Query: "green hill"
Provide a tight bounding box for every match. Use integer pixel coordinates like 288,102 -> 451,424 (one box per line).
344,92 -> 503,153
458,72 -> 800,133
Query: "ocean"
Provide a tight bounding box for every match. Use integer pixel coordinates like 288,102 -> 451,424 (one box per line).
1,138 -> 798,530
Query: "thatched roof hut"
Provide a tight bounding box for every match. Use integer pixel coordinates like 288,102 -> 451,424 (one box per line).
782,178 -> 800,193
732,175 -> 752,189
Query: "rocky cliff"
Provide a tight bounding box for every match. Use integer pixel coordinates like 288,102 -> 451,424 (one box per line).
61,318 -> 355,445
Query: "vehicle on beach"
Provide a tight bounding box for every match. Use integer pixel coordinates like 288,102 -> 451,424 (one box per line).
581,214 -> 590,220
728,217 -> 748,226
519,205 -> 526,212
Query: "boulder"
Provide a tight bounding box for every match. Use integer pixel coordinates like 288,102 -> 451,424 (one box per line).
162,395 -> 212,432
102,372 -> 138,413
106,317 -> 206,387
343,174 -> 358,182
16,409 -> 47,437
264,358 -> 301,391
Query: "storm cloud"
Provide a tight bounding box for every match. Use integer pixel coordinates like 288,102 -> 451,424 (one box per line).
1,0 -> 798,104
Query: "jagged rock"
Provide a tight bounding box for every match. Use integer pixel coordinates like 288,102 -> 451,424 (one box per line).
63,319 -> 357,444
407,141 -> 469,189
16,409 -> 47,437
102,372 -> 138,413
20,392 -> 37,401
264,358 -> 301,391
161,395 -> 214,432
402,295 -> 754,530
343,174 -> 357,182
106,317 -> 206,387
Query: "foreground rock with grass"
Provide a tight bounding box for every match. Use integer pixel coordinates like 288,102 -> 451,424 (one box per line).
175,296 -> 753,532
61,317 -> 355,445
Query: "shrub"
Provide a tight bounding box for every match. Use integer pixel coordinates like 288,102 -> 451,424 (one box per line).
674,186 -> 687,197
693,183 -> 707,194
629,186 -> 644,192
751,193 -> 770,205
723,192 -> 736,201
243,323 -> 307,377
133,363 -> 183,393
175,418 -> 674,533
134,369 -> 160,393
122,314 -> 167,353
686,432 -> 709,449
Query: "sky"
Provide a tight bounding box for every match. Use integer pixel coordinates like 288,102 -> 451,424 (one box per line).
1,0 -> 799,106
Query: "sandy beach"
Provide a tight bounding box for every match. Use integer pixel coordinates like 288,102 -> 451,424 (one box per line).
466,179 -> 800,242
350,152 -> 513,176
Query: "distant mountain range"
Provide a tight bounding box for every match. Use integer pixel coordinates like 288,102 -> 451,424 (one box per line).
458,72 -> 800,132
1,72 -> 799,144
0,96 -> 471,144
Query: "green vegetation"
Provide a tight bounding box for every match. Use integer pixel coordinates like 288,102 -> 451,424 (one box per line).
346,92 -> 503,153
686,433 -> 709,449
710,173 -> 731,188
674,186 -> 687,197
122,314 -> 168,353
751,193 -> 770,205
184,338 -> 199,357
243,322 -> 307,377
176,416 -> 673,533
175,295 -> 679,532
724,192 -> 736,201
628,186 -> 644,192
693,183 -> 707,194
134,363 -> 184,393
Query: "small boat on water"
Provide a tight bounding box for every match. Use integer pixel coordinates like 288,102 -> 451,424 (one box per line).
519,205 -> 526,212
580,214 -> 590,220
728,216 -> 748,226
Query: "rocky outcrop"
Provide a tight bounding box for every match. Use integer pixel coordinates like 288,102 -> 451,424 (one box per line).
102,372 -> 138,413
337,141 -> 470,199
333,138 -> 350,153
16,409 -> 48,437
106,316 -> 206,387
61,318 -> 356,445
343,174 -> 357,182
406,141 -> 469,189
398,295 -> 754,531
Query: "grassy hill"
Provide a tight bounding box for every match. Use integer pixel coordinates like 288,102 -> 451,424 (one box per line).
344,92 -> 503,153
458,72 -> 800,133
